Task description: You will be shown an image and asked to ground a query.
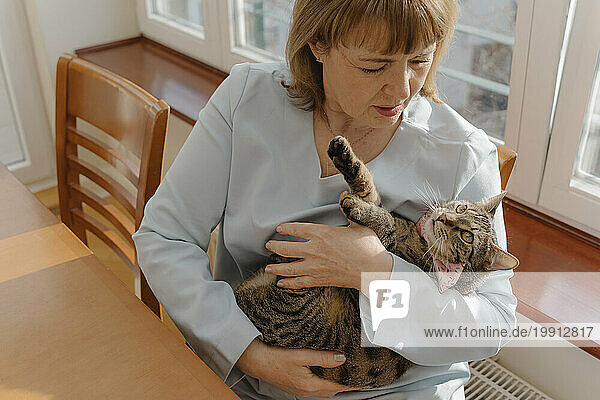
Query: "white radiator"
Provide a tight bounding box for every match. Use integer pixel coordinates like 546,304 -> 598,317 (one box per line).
465,357 -> 555,399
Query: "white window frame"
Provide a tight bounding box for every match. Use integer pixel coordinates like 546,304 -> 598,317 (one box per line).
538,0 -> 600,237
136,0 -> 224,67
136,0 -> 600,236
505,0 -> 574,205
152,0 -> 206,37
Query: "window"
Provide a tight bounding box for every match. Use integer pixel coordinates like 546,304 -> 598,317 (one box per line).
137,0 -> 600,237
232,0 -> 292,60
438,0 -> 517,143
573,54 -> 600,192
149,0 -> 205,37
538,0 -> 600,234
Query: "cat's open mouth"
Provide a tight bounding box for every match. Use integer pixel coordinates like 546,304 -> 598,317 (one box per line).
424,217 -> 450,259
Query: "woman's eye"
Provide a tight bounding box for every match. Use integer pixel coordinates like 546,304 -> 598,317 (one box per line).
410,59 -> 432,67
460,230 -> 474,244
456,204 -> 467,213
361,66 -> 386,74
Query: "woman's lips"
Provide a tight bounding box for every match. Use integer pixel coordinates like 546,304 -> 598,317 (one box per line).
374,104 -> 402,117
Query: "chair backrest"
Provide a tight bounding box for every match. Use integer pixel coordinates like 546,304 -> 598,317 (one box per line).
496,144 -> 517,190
55,53 -> 169,318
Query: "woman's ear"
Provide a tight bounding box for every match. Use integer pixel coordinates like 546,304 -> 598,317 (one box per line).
308,40 -> 327,62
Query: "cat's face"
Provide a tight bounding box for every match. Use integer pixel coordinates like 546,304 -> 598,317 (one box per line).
421,192 -> 518,272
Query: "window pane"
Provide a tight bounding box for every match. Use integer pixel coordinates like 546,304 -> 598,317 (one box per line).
457,0 -> 517,38
233,0 -> 292,59
151,0 -> 204,33
438,0 -> 517,143
438,75 -> 508,142
444,31 -> 513,86
573,53 -> 600,185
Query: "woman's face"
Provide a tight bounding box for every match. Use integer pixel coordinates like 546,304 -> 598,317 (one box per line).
310,39 -> 436,129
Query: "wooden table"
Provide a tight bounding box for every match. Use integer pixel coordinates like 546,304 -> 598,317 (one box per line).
0,164 -> 240,399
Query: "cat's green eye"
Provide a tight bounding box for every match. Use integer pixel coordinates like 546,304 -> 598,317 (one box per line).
456,204 -> 467,213
460,230 -> 474,244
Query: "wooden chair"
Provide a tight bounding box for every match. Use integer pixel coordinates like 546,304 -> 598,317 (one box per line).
497,144 -> 517,191
55,53 -> 169,318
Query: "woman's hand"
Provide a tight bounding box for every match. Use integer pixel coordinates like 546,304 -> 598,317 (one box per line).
264,199 -> 393,290
237,338 -> 362,398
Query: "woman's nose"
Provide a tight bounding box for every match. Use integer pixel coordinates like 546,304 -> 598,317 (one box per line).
383,69 -> 411,101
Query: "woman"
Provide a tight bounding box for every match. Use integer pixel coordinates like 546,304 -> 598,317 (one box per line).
132,0 -> 517,399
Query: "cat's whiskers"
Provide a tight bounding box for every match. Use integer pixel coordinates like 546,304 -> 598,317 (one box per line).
435,185 -> 443,207
413,186 -> 429,207
424,179 -> 441,208
415,195 -> 433,212
436,235 -> 445,259
414,186 -> 436,211
423,236 -> 442,267
418,183 -> 435,207
421,182 -> 437,209
423,236 -> 440,258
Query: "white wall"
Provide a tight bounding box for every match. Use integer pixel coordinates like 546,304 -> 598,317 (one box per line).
32,0 -> 139,87
24,0 -> 140,142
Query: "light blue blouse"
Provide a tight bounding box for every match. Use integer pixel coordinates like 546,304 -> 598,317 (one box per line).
132,61 -> 517,400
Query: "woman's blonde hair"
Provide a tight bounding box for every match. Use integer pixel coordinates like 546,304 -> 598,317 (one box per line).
282,0 -> 458,115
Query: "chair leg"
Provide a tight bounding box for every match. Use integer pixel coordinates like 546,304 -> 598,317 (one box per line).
141,272 -> 161,319
71,224 -> 88,246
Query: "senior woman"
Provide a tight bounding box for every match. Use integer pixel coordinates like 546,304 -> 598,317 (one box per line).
132,0 -> 517,399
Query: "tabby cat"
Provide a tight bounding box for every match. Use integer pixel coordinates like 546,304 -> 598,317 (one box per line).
234,136 -> 519,388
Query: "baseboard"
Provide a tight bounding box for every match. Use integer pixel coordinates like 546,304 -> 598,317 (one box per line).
27,176 -> 57,194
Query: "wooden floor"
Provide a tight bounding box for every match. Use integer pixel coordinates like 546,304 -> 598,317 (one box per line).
500,198 -> 600,358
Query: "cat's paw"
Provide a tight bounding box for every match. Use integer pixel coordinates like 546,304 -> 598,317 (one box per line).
328,136 -> 360,179
339,192 -> 363,223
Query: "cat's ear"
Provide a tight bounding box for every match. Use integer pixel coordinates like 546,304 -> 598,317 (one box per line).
481,190 -> 508,215
487,243 -> 519,271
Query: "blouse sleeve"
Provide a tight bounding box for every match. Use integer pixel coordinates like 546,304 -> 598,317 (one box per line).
359,129 -> 518,366
132,63 -> 262,385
